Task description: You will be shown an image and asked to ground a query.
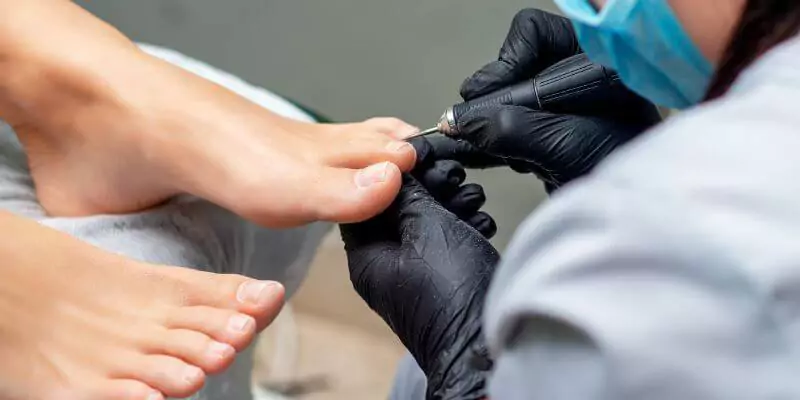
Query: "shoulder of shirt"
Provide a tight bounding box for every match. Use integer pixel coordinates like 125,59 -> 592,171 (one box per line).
587,37 -> 800,208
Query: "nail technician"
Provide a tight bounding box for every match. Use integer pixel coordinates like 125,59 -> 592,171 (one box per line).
342,1 -> 800,399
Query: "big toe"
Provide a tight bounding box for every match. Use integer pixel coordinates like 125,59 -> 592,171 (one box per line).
310,162 -> 402,223
321,134 -> 417,172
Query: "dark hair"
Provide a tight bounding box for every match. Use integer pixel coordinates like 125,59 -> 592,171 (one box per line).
704,0 -> 800,101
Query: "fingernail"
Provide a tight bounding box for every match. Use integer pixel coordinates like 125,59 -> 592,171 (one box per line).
207,342 -> 235,360
355,162 -> 390,188
147,392 -> 163,400
236,281 -> 279,306
183,366 -> 203,384
386,141 -> 412,153
228,314 -> 254,333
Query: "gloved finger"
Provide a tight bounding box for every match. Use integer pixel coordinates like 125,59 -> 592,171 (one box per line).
507,159 -> 536,174
441,183 -> 486,218
455,104 -> 549,163
417,160 -> 466,200
410,135 -> 507,170
456,104 -> 569,182
460,9 -> 580,101
390,175 -> 467,244
339,213 -> 398,255
466,212 -> 498,239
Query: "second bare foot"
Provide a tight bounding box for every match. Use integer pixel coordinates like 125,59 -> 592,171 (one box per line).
0,210 -> 285,399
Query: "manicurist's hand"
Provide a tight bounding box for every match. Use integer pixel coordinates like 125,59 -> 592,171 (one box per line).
444,9 -> 662,191
341,172 -> 498,399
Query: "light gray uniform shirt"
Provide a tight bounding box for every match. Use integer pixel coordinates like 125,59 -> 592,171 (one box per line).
485,34 -> 800,399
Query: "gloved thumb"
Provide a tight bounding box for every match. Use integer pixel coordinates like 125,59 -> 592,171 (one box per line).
409,135 -> 507,170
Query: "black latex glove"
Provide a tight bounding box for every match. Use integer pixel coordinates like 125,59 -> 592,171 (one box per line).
410,136 -> 497,238
448,8 -> 662,190
341,175 -> 498,399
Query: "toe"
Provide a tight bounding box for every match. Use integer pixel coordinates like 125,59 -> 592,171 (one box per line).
361,117 -> 420,139
165,306 -> 257,350
148,328 -> 235,374
320,133 -> 417,172
309,163 -> 402,223
92,380 -> 162,400
163,268 -> 285,330
129,355 -> 206,399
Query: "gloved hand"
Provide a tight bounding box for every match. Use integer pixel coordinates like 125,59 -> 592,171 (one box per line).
409,136 -> 497,237
447,8 -> 662,190
340,174 -> 498,399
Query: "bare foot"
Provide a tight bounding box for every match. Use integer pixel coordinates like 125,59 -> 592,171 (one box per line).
12,54 -> 418,227
0,210 -> 285,399
16,112 -> 417,227
1,0 -> 418,227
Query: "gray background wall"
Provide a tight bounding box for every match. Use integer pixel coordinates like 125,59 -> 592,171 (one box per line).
77,0 -> 560,248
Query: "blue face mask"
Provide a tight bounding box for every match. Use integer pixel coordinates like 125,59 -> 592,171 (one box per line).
554,0 -> 714,109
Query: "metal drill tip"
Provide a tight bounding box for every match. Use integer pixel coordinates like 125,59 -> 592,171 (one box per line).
405,126 -> 439,140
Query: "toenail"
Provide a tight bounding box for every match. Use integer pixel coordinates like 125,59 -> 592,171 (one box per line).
183,366 -> 203,384
386,141 -> 412,153
355,162 -> 390,188
236,281 -> 279,306
207,341 -> 235,360
228,314 -> 254,332
400,126 -> 420,139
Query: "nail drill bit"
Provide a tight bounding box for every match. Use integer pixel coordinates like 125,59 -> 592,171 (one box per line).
406,126 -> 440,140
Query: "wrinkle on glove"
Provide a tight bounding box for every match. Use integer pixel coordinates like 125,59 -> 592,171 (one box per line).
460,9 -> 581,100
341,176 -> 499,399
458,105 -> 646,187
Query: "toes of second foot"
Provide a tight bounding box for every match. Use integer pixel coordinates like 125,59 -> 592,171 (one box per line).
163,269 -> 285,329
128,355 -> 206,399
151,329 -> 236,374
94,380 -> 163,400
165,306 -> 257,350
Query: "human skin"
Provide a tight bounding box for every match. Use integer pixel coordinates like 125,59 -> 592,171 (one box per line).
590,0 -> 745,64
0,0 -> 419,399
0,0 -> 419,228
0,207 -> 287,400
